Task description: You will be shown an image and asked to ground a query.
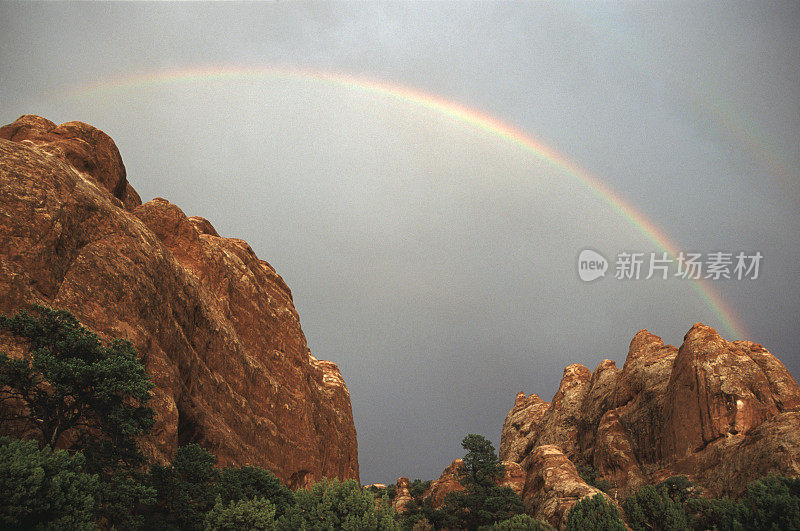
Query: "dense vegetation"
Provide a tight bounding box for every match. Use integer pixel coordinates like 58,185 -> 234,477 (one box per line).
622,473 -> 800,531
566,493 -> 626,531
398,434 -> 550,530
1,306 -> 798,530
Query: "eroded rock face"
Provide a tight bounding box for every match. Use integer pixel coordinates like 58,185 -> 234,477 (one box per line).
499,392 -> 550,464
0,114 -> 140,210
522,445 -> 608,529
663,324 -> 794,459
393,477 -> 413,513
499,365 -> 591,468
616,330 -> 678,465
501,324 -> 800,519
592,409 -> 645,492
503,461 -> 526,498
0,116 -> 359,486
425,459 -> 465,509
533,364 -> 592,462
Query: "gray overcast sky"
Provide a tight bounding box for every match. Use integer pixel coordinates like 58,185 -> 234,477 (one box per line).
1,2 -> 798,485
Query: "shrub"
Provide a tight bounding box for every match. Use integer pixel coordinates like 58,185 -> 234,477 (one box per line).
204,496 -> 277,530
742,474 -> 800,530
409,479 -> 432,500
217,466 -> 293,517
150,444 -> 219,530
566,493 -> 626,531
685,496 -> 748,531
623,483 -> 687,531
492,513 -> 556,530
679,474 -> 799,531
0,436 -> 99,530
278,478 -> 400,530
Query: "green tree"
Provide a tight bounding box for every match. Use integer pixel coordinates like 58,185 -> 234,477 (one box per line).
742,474 -> 800,530
409,479 -> 432,500
685,496 -> 748,531
491,513 -> 555,530
398,496 -> 439,530
0,436 -> 99,530
657,476 -> 696,504
460,433 -> 505,486
623,483 -> 688,531
0,307 -> 157,529
204,497 -> 277,531
150,444 -> 219,530
438,434 -> 524,530
278,478 -> 400,530
0,306 -> 154,471
217,466 -> 293,518
97,468 -> 156,530
673,474 -> 800,531
566,493 -> 626,531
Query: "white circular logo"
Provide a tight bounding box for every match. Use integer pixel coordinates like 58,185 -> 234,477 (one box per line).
578,249 -> 608,282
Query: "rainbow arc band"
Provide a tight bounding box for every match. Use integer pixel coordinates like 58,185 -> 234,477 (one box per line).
63,65 -> 747,340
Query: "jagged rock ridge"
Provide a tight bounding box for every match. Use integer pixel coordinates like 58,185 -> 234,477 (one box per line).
0,115 -> 359,486
499,324 -> 800,528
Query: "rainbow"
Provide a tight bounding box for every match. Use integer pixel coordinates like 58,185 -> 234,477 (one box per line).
62,65 -> 747,339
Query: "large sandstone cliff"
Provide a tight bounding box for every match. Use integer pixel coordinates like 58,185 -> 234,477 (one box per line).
0,115 -> 359,487
500,325 -> 800,528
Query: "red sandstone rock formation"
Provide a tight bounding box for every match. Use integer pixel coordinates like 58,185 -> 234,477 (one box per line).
424,459 -> 466,509
500,393 -> 551,465
393,477 -> 413,513
523,445 -> 609,528
0,115 -> 359,487
422,458 -> 527,510
500,325 -> 800,528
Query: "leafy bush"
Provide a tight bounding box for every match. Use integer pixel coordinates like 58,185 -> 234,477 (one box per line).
742,474 -> 800,530
217,466 -> 293,518
409,479 -> 432,500
399,497 -> 439,530
279,478 -> 400,530
566,493 -> 626,531
685,495 -> 749,531
627,473 -> 800,531
492,513 -> 555,530
657,475 -> 696,504
0,436 -> 99,530
96,468 -> 156,530
623,483 -> 687,531
204,496 -> 277,530
150,444 -> 219,530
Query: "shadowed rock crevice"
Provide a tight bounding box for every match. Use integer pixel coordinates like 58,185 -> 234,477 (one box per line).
176,395 -> 204,447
